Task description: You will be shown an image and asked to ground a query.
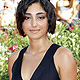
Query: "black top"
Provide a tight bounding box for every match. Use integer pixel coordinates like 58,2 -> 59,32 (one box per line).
12,43 -> 61,80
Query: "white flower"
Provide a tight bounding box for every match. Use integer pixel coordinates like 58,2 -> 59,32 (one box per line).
47,32 -> 51,36
62,36 -> 65,38
75,35 -> 78,37
55,32 -> 59,36
71,33 -> 75,36
0,55 -> 5,60
7,52 -> 11,55
58,35 -> 61,38
51,34 -> 55,38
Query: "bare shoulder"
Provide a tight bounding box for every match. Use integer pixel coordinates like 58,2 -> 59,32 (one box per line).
8,50 -> 21,69
9,50 -> 21,63
55,47 -> 76,65
56,0 -> 60,7
56,47 -> 73,57
54,47 -> 77,80
8,50 -> 21,80
56,1 -> 61,12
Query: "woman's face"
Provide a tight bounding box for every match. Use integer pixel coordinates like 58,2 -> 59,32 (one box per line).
22,3 -> 48,39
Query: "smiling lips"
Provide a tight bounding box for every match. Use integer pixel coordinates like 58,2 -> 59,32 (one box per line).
30,29 -> 40,33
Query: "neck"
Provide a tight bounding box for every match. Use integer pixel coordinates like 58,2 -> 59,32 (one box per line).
28,36 -> 52,54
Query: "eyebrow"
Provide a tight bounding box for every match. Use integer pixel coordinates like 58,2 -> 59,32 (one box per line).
25,12 -> 46,16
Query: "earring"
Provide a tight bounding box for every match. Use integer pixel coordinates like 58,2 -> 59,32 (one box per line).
24,33 -> 26,35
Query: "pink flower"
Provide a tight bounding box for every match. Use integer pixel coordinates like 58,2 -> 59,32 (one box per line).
69,26 -> 74,31
78,65 -> 80,67
76,61 -> 78,64
77,79 -> 80,80
78,70 -> 80,74
9,44 -> 18,51
0,27 -> 4,31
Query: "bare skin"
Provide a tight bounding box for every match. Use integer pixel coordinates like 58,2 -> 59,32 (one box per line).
56,0 -> 79,24
8,3 -> 77,80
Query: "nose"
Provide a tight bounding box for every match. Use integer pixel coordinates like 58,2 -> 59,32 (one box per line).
32,18 -> 37,27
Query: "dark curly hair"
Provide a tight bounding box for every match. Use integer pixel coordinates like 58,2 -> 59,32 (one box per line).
16,0 -> 56,37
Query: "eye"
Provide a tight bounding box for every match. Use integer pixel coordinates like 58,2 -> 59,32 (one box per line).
37,16 -> 45,20
25,17 -> 31,20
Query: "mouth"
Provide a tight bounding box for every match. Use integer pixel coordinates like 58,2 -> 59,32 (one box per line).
29,29 -> 40,33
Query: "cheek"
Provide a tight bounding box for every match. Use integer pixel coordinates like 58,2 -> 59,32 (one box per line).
39,21 -> 48,30
22,21 -> 31,30
38,18 -> 48,26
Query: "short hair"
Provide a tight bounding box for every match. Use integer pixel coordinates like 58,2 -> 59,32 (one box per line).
16,0 -> 56,37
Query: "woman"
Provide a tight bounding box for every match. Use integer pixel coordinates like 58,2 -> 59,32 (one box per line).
56,0 -> 79,29
8,0 -> 77,80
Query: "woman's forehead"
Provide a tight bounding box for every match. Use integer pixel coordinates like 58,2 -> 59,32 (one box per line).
26,3 -> 46,13
24,12 -> 46,16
